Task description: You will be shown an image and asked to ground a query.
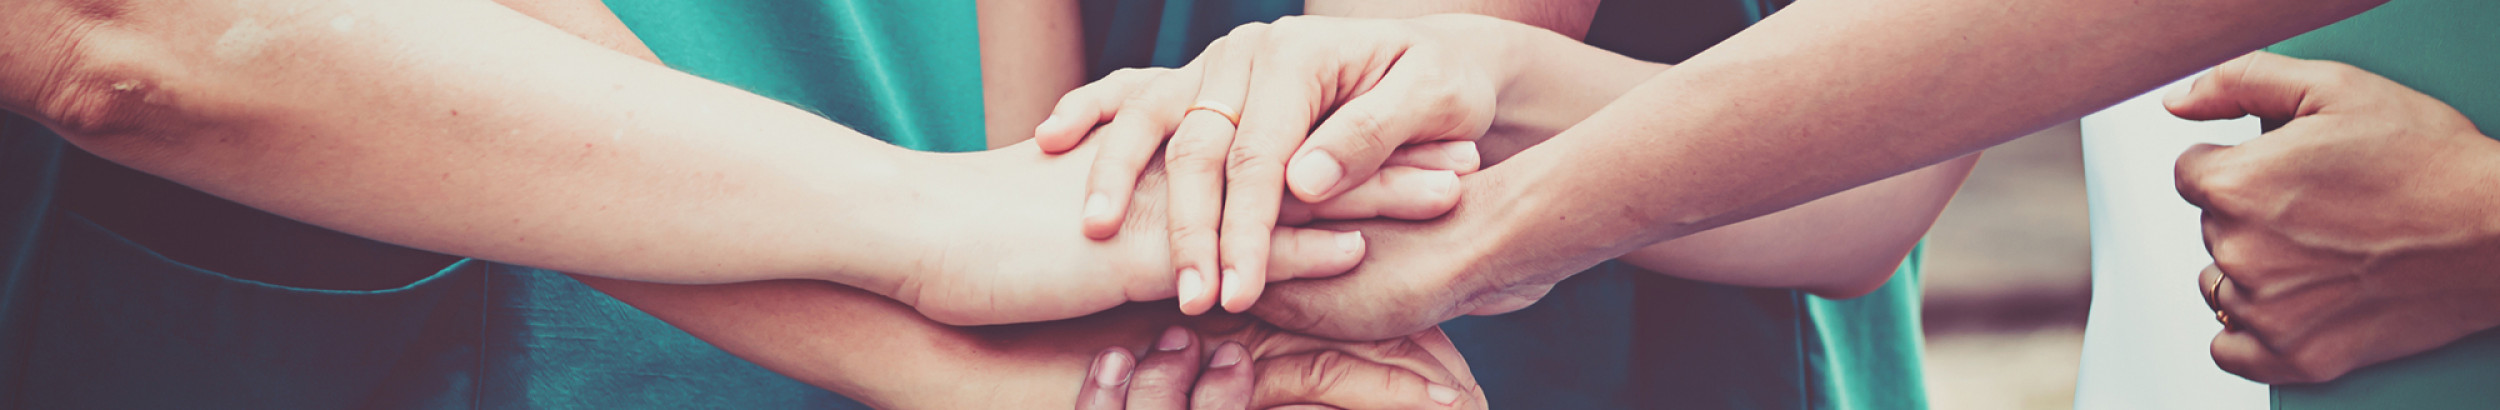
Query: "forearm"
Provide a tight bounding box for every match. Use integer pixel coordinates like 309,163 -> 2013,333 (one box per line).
1620,154 -> 1976,297
1476,0 -> 2385,267
578,277 -> 1172,409
4,0 -> 956,289
1307,0 -> 1603,40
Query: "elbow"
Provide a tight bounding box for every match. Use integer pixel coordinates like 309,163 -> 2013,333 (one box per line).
1801,263 -> 1898,300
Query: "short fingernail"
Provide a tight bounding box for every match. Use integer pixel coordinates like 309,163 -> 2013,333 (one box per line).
1082,193 -> 1113,220
1038,114 -> 1066,132
1208,343 -> 1245,368
1427,383 -> 1460,405
1337,231 -> 1364,255
2163,82 -> 2194,106
1094,349 -> 1132,387
1219,268 -> 1244,310
1155,326 -> 1191,351
1177,268 -> 1205,310
1447,141 -> 1480,166
1426,170 -> 1460,196
1288,151 -> 1344,197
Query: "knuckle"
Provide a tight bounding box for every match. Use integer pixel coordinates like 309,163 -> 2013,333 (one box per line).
1226,22 -> 1271,39
1168,224 -> 1218,245
1301,350 -> 1355,393
1333,113 -> 1393,150
1164,140 -> 1228,171
1225,144 -> 1286,177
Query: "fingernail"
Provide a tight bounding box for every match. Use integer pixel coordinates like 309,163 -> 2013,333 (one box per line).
1155,326 -> 1191,351
1288,151 -> 1344,197
1037,114 -> 1066,133
1426,170 -> 1460,196
1426,383 -> 1460,405
1177,268 -> 1205,310
2163,82 -> 2194,106
1095,349 -> 1132,387
1447,141 -> 1480,167
1208,343 -> 1245,368
1337,231 -> 1364,255
1219,268 -> 1244,310
1082,193 -> 1113,221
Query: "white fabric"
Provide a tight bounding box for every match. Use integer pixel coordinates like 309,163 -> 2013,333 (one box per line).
2071,74 -> 2269,410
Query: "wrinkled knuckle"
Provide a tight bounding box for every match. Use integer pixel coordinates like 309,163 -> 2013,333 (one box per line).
1165,141 -> 1227,171
1227,22 -> 1271,40
1225,144 -> 1285,177
1168,224 -> 1218,245
1303,350 -> 1355,392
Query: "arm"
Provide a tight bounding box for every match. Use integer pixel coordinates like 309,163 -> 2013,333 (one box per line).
1307,0 -> 1603,40
419,2 -> 1487,407
3,0 -> 946,291
1469,0 -> 2387,278
1235,2 -> 2380,338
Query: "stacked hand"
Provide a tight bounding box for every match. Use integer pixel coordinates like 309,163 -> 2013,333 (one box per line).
1069,321 -> 1485,409
2171,52 -> 2500,383
1036,14 -> 1658,340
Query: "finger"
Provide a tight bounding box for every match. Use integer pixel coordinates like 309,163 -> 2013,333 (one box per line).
1379,141 -> 1482,174
1076,347 -> 1138,410
1249,349 -> 1465,409
1263,227 -> 1365,280
1040,68 -> 1164,153
1083,64 -> 1207,239
1405,327 -> 1479,389
1188,24 -> 1274,315
1126,327 -> 1207,410
2163,51 -> 2351,122
2173,143 -> 2231,209
1285,58 -> 1493,203
1189,342 -> 1255,410
2200,264 -> 2224,312
1170,30 -> 1261,316
1297,167 -> 1460,221
2212,328 -> 2319,384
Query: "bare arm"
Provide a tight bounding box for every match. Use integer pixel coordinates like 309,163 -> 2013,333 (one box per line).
1307,0 -> 1603,40
1466,0 -> 2386,288
1309,1 -> 1978,298
2,0 -> 950,291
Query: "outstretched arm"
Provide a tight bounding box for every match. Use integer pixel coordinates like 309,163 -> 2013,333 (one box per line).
3,0 -> 946,290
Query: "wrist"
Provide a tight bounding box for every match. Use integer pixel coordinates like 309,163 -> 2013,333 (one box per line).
1482,32 -> 1667,164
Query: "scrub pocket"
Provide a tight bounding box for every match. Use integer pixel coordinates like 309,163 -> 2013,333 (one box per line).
8,214 -> 483,409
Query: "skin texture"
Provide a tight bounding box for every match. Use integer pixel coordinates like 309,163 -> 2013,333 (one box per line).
0,0 -> 1483,407
1042,14 -> 1974,316
1038,1 -> 1612,314
2175,52 -> 2500,384
1233,0 -> 2388,340
0,0 -> 1477,327
1072,327 -> 1488,410
978,0 -> 1086,148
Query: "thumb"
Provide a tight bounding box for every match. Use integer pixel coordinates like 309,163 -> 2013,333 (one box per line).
2164,51 -> 2347,123
1284,66 -> 1494,203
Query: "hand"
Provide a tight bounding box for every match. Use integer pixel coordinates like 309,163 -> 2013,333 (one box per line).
1035,14 -> 1577,314
884,135 -> 1474,326
2170,51 -> 2500,384
1074,324 -> 1486,410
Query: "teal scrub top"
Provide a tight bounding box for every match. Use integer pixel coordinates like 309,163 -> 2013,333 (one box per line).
2262,1 -> 2500,408
0,0 -> 1926,409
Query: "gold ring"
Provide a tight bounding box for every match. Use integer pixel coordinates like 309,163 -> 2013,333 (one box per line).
2213,272 -> 2235,329
1187,101 -> 1241,126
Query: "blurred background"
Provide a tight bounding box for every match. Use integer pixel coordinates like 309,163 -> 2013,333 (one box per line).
1920,121 -> 2091,410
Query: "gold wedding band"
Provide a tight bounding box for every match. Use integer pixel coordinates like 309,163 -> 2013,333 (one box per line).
2213,271 -> 2235,330
1187,101 -> 1241,126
